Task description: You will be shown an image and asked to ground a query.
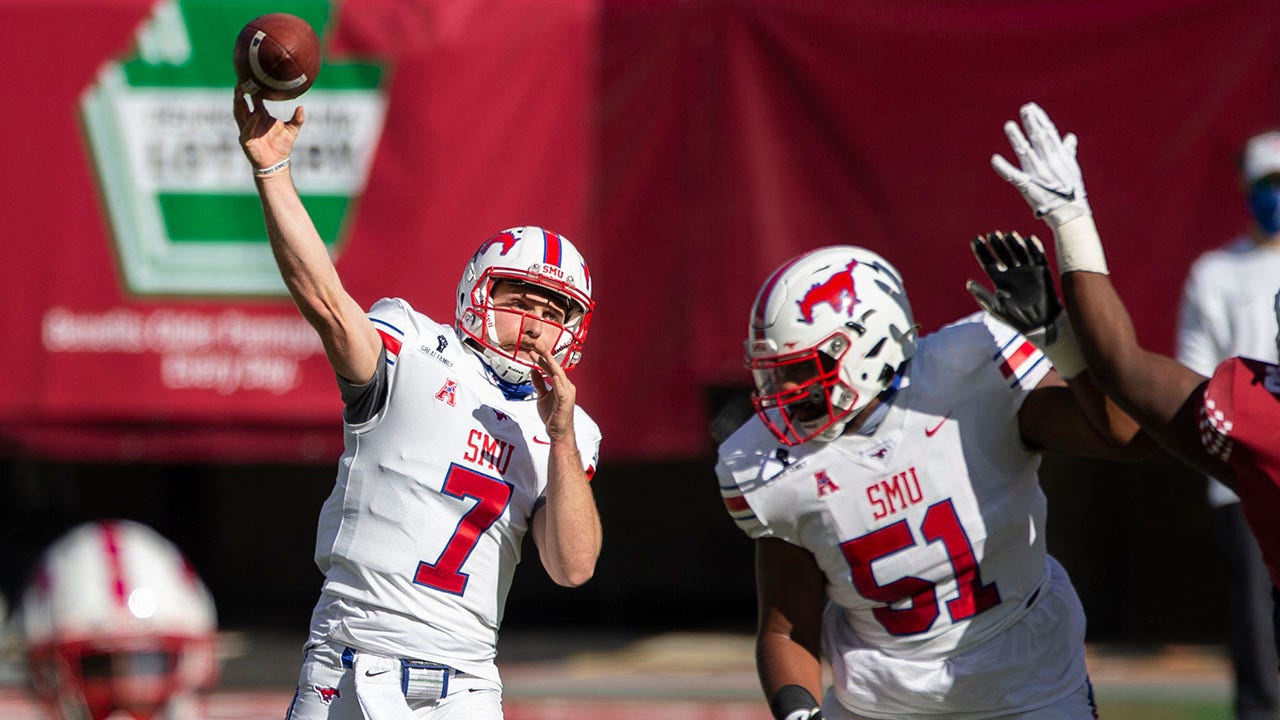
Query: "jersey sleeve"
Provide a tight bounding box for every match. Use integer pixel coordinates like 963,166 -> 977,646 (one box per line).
367,297 -> 418,366
339,298 -> 427,429
339,345 -> 389,424
1200,358 -> 1280,464
714,422 -> 786,540
574,409 -> 603,481
975,312 -> 1051,398
1176,258 -> 1227,376
716,459 -> 770,539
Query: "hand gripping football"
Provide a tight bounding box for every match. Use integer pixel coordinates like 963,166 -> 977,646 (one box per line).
233,13 -> 321,101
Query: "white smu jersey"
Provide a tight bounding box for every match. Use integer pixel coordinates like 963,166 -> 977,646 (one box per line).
309,298 -> 601,683
718,312 -> 1088,718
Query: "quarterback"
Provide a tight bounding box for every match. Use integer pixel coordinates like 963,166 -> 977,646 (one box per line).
992,101 -> 1280,652
234,91 -> 601,720
719,237 -> 1147,719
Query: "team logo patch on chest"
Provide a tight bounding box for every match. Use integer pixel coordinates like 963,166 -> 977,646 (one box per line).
435,379 -> 458,406
815,470 -> 841,497
850,437 -> 896,465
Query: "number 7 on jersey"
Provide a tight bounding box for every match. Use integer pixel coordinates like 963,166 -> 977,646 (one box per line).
414,463 -> 513,596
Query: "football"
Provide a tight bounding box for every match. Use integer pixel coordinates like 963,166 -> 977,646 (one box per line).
233,13 -> 321,101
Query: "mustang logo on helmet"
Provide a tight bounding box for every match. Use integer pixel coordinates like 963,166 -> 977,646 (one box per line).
476,230 -> 519,257
797,260 -> 859,324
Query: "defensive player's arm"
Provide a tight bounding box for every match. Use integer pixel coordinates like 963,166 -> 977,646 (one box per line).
755,538 -> 826,718
529,347 -> 601,587
966,231 -> 1151,460
1061,272 -> 1234,482
233,91 -> 380,383
988,102 -> 1233,482
1018,367 -> 1155,461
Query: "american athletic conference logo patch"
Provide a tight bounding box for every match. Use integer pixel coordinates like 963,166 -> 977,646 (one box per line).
435,379 -> 458,406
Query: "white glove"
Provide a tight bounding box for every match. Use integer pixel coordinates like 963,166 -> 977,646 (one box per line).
991,102 -> 1108,275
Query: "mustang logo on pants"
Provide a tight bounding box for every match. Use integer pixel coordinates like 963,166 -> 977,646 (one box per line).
313,685 -> 340,705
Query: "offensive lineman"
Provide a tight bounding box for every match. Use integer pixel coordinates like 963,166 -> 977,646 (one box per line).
991,101 -> 1280,653
233,91 -> 602,719
717,240 -> 1149,719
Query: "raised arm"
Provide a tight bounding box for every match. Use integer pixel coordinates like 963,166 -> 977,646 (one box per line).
966,230 -> 1150,459
233,90 -> 380,383
992,102 -> 1234,482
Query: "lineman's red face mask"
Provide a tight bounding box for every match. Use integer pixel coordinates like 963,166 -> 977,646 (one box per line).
748,349 -> 856,445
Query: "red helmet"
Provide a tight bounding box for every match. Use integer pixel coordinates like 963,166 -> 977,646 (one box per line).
18,520 -> 218,720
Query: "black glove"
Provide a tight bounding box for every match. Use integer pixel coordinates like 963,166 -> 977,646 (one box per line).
966,230 -> 1063,341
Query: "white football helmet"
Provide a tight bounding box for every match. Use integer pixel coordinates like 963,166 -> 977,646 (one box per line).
18,520 -> 218,720
455,226 -> 595,384
746,245 -> 918,445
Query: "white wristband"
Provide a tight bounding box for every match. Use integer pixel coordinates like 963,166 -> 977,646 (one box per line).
254,156 -> 290,177
1050,213 -> 1108,275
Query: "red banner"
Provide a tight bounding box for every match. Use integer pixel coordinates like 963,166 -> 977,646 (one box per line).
2,0 -> 1278,462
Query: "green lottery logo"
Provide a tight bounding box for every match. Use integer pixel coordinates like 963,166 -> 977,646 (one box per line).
80,0 -> 386,296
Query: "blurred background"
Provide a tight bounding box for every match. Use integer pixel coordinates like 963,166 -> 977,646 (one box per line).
2,0 -> 1279,716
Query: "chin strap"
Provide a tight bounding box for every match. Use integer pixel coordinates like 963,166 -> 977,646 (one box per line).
469,347 -> 536,400
493,373 -> 536,401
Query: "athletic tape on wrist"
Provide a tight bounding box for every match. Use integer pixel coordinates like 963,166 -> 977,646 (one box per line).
1051,213 -> 1108,275
254,156 -> 290,177
1039,314 -> 1086,379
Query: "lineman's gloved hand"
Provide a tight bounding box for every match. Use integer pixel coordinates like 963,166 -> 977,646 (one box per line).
991,102 -> 1108,275
771,685 -> 825,720
967,231 -> 1085,378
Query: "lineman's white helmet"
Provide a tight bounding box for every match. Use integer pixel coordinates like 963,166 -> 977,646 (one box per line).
18,520 -> 218,720
455,226 -> 594,384
746,246 -> 918,445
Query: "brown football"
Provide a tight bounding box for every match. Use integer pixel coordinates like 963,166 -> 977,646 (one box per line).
233,13 -> 321,101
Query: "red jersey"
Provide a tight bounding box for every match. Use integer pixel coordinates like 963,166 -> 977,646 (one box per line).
1200,357 -> 1280,586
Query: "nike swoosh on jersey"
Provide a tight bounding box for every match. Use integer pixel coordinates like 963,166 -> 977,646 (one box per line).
365,668 -> 391,677
925,414 -> 951,437
532,436 -> 551,445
